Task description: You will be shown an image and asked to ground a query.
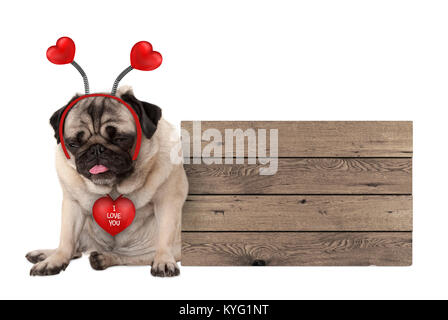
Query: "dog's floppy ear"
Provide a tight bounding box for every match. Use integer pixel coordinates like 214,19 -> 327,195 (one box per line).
50,95 -> 80,143
120,92 -> 162,139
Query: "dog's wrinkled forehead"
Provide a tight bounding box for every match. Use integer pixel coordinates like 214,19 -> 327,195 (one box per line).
64,96 -> 135,138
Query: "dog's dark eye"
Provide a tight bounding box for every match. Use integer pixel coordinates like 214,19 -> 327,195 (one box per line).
106,126 -> 117,138
114,137 -> 128,143
67,132 -> 84,149
112,135 -> 134,150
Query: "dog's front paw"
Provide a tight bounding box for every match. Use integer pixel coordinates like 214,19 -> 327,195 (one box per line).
151,252 -> 180,277
89,251 -> 112,271
30,254 -> 69,276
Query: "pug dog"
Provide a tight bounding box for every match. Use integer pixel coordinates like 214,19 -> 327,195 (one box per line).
26,86 -> 188,277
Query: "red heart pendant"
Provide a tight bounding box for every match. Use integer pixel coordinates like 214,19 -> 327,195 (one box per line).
46,37 -> 76,65
92,195 -> 135,236
130,41 -> 162,71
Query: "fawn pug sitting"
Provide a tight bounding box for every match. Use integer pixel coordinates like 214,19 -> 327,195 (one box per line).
26,87 -> 188,277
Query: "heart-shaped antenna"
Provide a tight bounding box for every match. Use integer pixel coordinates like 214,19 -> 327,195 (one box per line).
130,41 -> 163,71
47,36 -> 90,94
46,37 -> 75,64
111,41 -> 162,95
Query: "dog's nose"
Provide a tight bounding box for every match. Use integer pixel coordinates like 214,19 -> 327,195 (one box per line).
89,144 -> 105,156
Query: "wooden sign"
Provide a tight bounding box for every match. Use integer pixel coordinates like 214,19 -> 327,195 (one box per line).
181,121 -> 412,266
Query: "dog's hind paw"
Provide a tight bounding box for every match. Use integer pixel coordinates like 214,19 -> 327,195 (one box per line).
26,252 -> 47,264
26,249 -> 56,264
26,249 -> 81,264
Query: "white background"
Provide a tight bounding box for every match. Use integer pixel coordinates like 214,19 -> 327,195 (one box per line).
0,0 -> 447,300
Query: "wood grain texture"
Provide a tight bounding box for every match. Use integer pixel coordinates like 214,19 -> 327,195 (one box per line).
182,195 -> 413,231
181,121 -> 413,157
181,121 -> 413,266
181,232 -> 412,266
185,158 -> 412,194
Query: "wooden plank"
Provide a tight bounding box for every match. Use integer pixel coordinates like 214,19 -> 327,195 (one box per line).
185,158 -> 412,194
182,195 -> 413,231
181,232 -> 412,266
181,121 -> 413,157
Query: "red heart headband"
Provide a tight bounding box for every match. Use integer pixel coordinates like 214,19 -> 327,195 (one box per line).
47,36 -> 162,160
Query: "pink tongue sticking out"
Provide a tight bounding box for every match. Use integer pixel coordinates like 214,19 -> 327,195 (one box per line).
89,165 -> 109,175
